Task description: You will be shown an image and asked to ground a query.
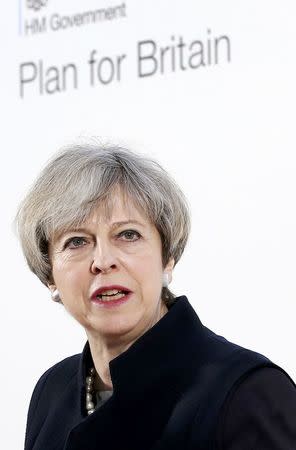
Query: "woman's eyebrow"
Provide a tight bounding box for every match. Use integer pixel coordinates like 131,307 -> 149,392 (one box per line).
111,220 -> 144,228
56,221 -> 144,241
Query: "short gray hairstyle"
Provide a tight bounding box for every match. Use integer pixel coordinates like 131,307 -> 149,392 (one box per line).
15,144 -> 190,305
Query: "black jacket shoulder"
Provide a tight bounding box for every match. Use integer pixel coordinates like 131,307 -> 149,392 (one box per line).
25,354 -> 80,449
215,366 -> 296,449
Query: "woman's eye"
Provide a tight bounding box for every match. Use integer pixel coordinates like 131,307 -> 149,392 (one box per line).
118,230 -> 141,241
65,237 -> 87,249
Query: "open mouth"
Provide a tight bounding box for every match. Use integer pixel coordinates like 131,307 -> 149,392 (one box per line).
91,286 -> 132,303
96,289 -> 129,302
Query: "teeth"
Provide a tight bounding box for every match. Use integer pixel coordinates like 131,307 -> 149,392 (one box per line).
99,292 -> 126,301
99,289 -> 121,296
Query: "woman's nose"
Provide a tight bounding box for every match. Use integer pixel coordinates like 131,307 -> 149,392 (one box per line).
90,241 -> 118,274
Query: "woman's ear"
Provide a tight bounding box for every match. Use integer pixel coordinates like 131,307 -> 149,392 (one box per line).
163,257 -> 175,285
47,283 -> 56,293
47,283 -> 61,303
165,257 -> 175,272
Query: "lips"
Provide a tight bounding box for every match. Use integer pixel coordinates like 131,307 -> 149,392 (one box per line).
91,285 -> 132,301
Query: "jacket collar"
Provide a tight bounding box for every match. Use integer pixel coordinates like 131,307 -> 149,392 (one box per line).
77,296 -> 205,417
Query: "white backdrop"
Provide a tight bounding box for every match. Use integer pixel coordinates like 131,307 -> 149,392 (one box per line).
1,1 -> 296,448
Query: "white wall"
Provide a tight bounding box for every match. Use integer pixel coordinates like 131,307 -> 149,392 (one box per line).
1,1 -> 296,448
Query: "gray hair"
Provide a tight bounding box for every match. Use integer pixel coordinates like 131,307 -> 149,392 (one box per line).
15,144 -> 190,305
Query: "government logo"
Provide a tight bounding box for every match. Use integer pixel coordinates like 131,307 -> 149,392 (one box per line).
26,0 -> 48,12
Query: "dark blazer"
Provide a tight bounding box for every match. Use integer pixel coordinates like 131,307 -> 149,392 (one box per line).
25,296 -> 296,450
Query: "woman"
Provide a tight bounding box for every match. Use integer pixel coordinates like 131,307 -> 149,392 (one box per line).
17,144 -> 295,450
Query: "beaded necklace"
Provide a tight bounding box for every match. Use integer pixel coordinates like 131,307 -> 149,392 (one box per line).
85,367 -> 96,415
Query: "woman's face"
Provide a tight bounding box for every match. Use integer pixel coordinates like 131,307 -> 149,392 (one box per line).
48,193 -> 174,341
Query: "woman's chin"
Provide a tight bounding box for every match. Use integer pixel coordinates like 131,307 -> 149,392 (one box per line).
85,311 -> 144,341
